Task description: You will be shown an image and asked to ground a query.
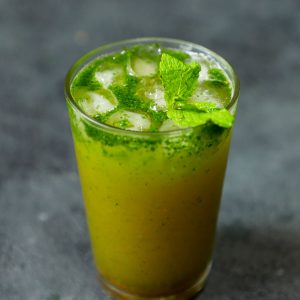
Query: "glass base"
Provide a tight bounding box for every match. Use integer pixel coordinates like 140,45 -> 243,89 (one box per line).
100,262 -> 212,300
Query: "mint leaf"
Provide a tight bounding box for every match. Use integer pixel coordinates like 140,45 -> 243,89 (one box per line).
173,101 -> 217,112
167,109 -> 210,127
161,49 -> 190,61
168,100 -> 234,128
210,109 -> 234,128
208,68 -> 228,83
206,68 -> 231,93
202,69 -> 232,104
168,107 -> 234,128
159,53 -> 200,106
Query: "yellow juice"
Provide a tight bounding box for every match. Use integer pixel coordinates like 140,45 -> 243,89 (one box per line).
71,121 -> 231,297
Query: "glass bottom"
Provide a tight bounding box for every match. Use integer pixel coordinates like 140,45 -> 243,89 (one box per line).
99,262 -> 212,300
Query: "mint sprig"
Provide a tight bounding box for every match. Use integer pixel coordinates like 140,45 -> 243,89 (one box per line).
159,53 -> 200,106
159,54 -> 234,128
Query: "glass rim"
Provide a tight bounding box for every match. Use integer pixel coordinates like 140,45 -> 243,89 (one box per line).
64,37 -> 240,137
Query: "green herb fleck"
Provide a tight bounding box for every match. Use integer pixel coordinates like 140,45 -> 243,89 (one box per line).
110,75 -> 153,120
114,119 -> 133,129
110,75 -> 167,131
72,51 -> 129,91
72,62 -> 102,90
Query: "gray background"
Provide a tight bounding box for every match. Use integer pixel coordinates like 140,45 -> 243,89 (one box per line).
1,0 -> 300,299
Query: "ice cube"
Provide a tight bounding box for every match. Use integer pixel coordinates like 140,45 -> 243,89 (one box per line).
159,119 -> 182,132
145,84 -> 167,111
80,92 -> 116,116
131,58 -> 157,77
192,85 -> 223,107
95,68 -> 123,88
187,52 -> 214,82
198,62 -> 209,81
106,110 -> 151,131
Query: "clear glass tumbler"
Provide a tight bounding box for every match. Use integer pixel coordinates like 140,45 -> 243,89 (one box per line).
65,38 -> 239,299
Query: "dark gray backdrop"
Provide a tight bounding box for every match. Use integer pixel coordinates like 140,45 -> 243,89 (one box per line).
1,0 -> 300,299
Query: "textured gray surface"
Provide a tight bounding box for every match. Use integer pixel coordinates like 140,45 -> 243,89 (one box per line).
1,0 -> 300,299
